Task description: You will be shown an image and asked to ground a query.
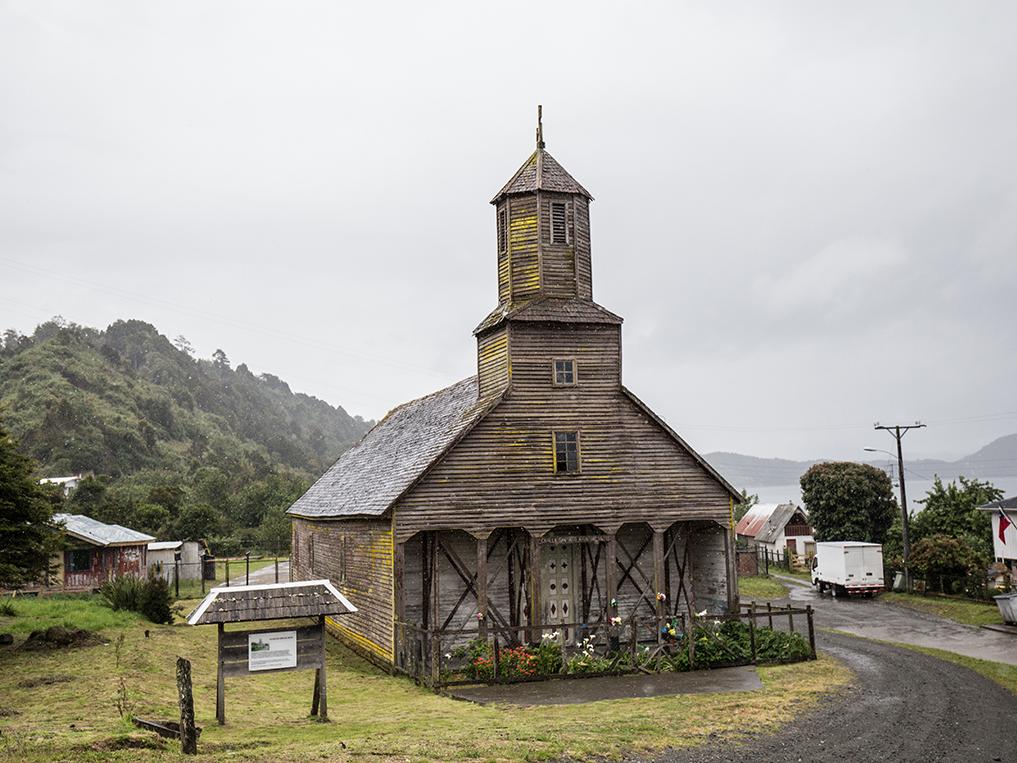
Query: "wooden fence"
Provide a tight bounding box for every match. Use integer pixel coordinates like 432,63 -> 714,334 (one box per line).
394,604 -> 815,689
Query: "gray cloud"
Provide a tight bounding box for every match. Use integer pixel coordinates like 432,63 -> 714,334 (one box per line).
2,1 -> 1015,464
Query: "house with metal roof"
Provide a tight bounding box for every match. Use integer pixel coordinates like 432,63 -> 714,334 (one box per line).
287,110 -> 743,670
736,502 -> 815,559
26,513 -> 155,592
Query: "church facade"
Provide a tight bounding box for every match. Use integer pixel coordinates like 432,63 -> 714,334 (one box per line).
288,113 -> 741,666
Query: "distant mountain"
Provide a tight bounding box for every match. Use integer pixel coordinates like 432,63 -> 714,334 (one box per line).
0,318 -> 373,546
0,318 -> 370,478
705,433 -> 1017,489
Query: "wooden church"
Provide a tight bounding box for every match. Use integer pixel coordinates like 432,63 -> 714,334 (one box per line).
288,111 -> 742,667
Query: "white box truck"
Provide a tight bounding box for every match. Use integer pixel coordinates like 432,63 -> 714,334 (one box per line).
810,542 -> 884,597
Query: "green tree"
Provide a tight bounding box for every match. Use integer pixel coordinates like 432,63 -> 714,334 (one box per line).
910,476 -> 1001,560
173,503 -> 221,541
909,534 -> 984,592
0,423 -> 62,587
800,461 -> 897,543
257,505 -> 292,553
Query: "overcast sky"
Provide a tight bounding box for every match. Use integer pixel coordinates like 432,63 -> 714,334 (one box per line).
2,2 -> 1016,463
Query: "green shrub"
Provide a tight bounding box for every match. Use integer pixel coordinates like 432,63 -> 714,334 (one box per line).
99,575 -> 145,612
99,574 -> 173,624
0,599 -> 17,617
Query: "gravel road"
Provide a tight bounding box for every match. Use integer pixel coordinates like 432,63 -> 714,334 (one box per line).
653,631 -> 1017,762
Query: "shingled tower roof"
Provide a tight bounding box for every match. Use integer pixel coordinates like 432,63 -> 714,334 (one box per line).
490,106 -> 592,203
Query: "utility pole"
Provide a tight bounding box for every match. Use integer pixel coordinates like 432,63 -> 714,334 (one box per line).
873,422 -> 925,589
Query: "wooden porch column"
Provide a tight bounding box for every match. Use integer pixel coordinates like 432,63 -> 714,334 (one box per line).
652,529 -> 665,619
476,534 -> 488,639
605,532 -> 617,617
528,532 -> 542,642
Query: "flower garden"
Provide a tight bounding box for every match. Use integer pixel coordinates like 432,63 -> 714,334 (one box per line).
439,615 -> 814,684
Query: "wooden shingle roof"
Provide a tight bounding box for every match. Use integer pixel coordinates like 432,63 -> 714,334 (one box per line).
474,297 -> 623,335
286,376 -> 501,519
187,580 -> 357,625
491,149 -> 593,203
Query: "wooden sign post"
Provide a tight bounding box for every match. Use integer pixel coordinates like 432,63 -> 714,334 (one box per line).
187,580 -> 356,726
215,616 -> 328,724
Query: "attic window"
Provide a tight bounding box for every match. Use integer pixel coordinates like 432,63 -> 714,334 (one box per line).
554,431 -> 580,473
551,202 -> 568,244
553,358 -> 576,386
497,208 -> 508,252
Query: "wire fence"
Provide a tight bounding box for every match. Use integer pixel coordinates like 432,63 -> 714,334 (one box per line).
150,553 -> 291,600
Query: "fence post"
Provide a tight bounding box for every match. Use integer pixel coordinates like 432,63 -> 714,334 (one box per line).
493,636 -> 500,682
787,604 -> 795,634
430,630 -> 440,688
225,558 -> 230,586
176,657 -> 198,755
806,605 -> 816,660
748,602 -> 757,663
275,554 -> 279,584
766,601 -> 773,629
245,552 -> 250,586
174,555 -> 180,599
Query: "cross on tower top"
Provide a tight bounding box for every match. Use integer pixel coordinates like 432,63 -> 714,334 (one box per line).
536,104 -> 545,149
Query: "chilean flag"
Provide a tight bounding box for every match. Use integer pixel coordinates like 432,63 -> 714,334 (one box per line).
1000,508 -> 1013,544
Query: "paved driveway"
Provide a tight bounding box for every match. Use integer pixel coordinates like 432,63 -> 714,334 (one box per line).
768,573 -> 1017,665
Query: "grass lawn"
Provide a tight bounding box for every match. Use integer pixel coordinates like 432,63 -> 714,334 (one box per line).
0,595 -> 851,762
738,575 -> 789,601
881,592 -> 1003,627
0,595 -> 140,635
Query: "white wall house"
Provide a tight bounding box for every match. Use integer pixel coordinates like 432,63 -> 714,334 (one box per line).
736,502 -> 816,559
979,496 -> 1017,567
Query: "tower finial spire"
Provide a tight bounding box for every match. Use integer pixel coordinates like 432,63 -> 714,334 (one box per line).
536,104 -> 545,149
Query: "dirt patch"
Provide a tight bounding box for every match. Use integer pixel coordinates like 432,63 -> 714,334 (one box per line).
85,735 -> 166,752
20,627 -> 107,651
17,674 -> 73,689
0,707 -> 20,717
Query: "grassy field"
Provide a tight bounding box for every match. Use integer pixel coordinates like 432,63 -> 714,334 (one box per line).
738,575 -> 789,601
0,595 -> 851,762
0,595 -> 141,634
881,592 -> 1003,627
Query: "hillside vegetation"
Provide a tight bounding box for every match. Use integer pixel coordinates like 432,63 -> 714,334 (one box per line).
0,318 -> 371,551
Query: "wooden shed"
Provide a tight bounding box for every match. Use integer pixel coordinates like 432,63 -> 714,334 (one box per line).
288,112 -> 743,667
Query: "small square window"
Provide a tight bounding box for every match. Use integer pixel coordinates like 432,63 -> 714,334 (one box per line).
553,358 -> 575,386
554,431 -> 580,473
550,202 -> 568,244
67,548 -> 92,573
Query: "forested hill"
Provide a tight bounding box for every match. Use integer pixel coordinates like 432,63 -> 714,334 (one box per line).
0,318 -> 371,549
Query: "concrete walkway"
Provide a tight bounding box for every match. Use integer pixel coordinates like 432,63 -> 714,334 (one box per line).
766,572 -> 1017,665
448,665 -> 762,706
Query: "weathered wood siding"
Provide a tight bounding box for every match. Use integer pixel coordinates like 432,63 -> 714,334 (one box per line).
477,328 -> 510,398
688,522 -> 730,613
291,517 -> 394,661
394,321 -> 730,539
61,545 -> 147,590
573,197 -> 593,300
539,193 -> 577,298
496,201 -> 510,303
508,195 -> 540,299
